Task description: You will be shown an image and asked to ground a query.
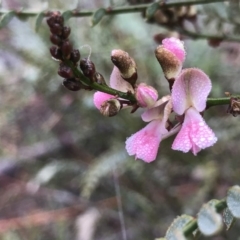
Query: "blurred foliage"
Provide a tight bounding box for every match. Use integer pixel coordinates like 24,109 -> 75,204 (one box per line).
1,0 -> 240,240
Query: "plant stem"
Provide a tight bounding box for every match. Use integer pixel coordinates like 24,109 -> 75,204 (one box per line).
207,97 -> 230,108
0,0 -> 226,18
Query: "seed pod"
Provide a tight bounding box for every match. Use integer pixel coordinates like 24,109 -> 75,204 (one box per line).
100,99 -> 121,117
62,78 -> 81,91
80,58 -> 96,79
70,49 -> 81,63
62,26 -> 71,39
50,34 -> 62,46
58,63 -> 73,78
50,46 -> 62,60
61,40 -> 73,58
50,23 -> 63,36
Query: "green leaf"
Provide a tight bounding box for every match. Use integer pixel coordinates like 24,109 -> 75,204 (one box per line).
62,10 -> 73,22
145,2 -> 159,20
227,185 -> 240,218
165,215 -> 193,240
35,11 -> 45,32
222,207 -> 235,231
91,8 -> 106,27
0,11 -> 15,28
197,200 -> 223,236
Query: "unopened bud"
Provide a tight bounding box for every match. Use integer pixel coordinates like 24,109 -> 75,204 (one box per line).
50,23 -> 63,36
70,49 -> 81,63
100,99 -> 121,117
135,83 -> 158,108
80,58 -> 96,79
62,78 -> 81,91
61,40 -> 73,58
50,34 -> 62,46
93,72 -> 106,85
58,63 -> 73,78
111,49 -> 137,85
62,26 -> 71,39
50,46 -> 62,60
227,97 -> 240,117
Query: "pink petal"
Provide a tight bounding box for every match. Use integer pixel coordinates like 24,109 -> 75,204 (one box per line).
125,120 -> 168,163
162,37 -> 186,63
135,83 -> 158,108
172,68 -> 212,114
110,66 -> 134,93
172,107 -> 217,155
93,91 -> 114,109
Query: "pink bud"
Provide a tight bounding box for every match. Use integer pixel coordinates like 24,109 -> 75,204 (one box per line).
135,83 -> 158,108
93,91 -> 114,109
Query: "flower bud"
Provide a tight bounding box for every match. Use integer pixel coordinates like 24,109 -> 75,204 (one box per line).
62,78 -> 81,91
100,99 -> 121,117
50,46 -> 62,60
111,49 -> 137,85
80,58 -> 96,79
62,26 -> 71,39
50,23 -> 63,36
227,97 -> 240,117
135,83 -> 158,108
58,63 -> 73,78
54,15 -> 64,26
47,16 -> 56,28
61,40 -> 73,58
93,72 -> 106,85
50,34 -> 62,46
70,49 -> 81,63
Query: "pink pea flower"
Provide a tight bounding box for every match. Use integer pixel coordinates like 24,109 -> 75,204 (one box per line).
93,66 -> 134,109
155,37 -> 186,80
171,68 -> 217,155
125,96 -> 172,163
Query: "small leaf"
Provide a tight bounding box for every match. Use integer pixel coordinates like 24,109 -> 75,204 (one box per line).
35,11 -> 45,32
197,200 -> 223,236
91,8 -> 106,27
0,11 -> 15,28
165,215 -> 193,240
222,207 -> 235,230
145,2 -> 159,20
227,185 -> 240,218
62,10 -> 73,22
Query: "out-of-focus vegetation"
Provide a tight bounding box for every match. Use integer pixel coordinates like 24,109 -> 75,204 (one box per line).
1,0 -> 240,239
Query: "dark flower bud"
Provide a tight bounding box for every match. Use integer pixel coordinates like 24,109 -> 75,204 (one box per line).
61,40 -> 73,58
50,46 -> 62,60
50,34 -> 62,46
93,72 -> 106,85
62,26 -> 71,39
62,78 -> 81,91
100,99 -> 121,117
58,63 -> 73,78
80,58 -> 96,79
50,23 -> 63,36
47,16 -> 56,28
54,15 -> 64,26
227,97 -> 240,117
70,49 -> 81,63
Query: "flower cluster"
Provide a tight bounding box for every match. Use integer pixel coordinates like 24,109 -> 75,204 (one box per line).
94,37 -> 217,163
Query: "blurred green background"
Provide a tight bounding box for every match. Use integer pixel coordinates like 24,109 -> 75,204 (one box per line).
1,0 -> 240,239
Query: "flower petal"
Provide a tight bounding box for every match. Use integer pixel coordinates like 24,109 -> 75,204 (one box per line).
172,107 -> 217,155
172,68 -> 212,114
162,37 -> 186,63
110,66 -> 134,93
125,120 -> 168,163
93,91 -> 114,109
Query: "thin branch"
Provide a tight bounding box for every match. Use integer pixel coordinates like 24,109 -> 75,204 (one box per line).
0,0 -> 226,18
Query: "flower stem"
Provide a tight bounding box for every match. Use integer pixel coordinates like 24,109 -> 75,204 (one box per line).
0,0 -> 226,18
207,97 -> 230,108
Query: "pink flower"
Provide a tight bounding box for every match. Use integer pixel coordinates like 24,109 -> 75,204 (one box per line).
171,68 -> 217,154
93,66 -> 134,109
155,37 -> 186,79
135,83 -> 158,108
125,96 -> 172,163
